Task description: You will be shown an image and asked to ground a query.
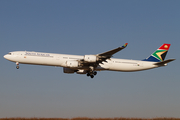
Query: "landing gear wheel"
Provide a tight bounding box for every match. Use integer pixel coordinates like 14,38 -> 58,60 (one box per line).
16,66 -> 19,69
94,71 -> 97,75
90,75 -> 94,78
87,73 -> 90,76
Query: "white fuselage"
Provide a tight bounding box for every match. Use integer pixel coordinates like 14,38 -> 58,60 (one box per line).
4,51 -> 159,72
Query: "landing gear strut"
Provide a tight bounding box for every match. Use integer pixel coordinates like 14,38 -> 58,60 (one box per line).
16,62 -> 19,69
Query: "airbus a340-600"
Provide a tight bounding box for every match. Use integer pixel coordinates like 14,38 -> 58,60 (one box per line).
4,43 -> 175,78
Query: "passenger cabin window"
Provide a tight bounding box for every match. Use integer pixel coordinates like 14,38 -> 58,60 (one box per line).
8,53 -> 11,55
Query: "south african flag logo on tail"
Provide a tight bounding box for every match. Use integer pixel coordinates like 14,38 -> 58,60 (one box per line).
143,44 -> 171,62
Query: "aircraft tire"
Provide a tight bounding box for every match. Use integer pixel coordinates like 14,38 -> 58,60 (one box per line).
90,75 -> 94,78
16,66 -> 19,69
87,73 -> 90,76
94,71 -> 97,75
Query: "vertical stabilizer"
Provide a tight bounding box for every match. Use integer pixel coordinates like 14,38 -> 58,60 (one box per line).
143,43 -> 171,62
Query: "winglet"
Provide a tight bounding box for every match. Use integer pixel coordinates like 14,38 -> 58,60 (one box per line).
122,43 -> 128,48
97,43 -> 128,57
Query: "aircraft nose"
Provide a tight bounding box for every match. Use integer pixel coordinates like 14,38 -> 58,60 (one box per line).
4,54 -> 8,59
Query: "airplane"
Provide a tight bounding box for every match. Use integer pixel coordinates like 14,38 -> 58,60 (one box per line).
4,43 -> 175,78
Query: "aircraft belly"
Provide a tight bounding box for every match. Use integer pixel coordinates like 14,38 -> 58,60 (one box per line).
109,62 -> 156,72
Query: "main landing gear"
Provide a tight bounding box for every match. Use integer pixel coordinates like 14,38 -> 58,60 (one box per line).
87,71 -> 97,78
16,62 -> 19,69
87,66 -> 97,78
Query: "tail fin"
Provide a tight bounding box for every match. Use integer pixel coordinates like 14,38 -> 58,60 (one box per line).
143,43 -> 171,62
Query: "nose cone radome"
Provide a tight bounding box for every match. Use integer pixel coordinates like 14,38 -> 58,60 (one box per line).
4,54 -> 7,59
4,54 -> 10,60
4,54 -> 14,62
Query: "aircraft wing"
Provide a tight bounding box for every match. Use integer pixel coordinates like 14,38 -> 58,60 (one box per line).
97,43 -> 128,58
79,43 -> 128,66
154,59 -> 176,66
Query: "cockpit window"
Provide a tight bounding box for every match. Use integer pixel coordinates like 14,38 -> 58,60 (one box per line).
8,53 -> 11,55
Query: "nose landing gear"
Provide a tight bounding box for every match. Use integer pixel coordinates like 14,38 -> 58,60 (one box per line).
16,62 -> 19,69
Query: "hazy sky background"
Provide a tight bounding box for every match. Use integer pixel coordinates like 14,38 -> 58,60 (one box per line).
0,0 -> 180,118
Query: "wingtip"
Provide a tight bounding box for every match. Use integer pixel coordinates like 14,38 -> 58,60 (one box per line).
122,43 -> 128,47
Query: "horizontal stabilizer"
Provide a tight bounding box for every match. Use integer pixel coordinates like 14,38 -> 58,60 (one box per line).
154,59 -> 176,66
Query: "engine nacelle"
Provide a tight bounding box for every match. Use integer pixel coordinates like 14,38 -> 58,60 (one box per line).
84,55 -> 98,62
63,67 -> 75,74
76,70 -> 87,74
66,60 -> 79,68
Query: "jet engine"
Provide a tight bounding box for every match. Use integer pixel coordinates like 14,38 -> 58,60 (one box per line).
84,55 -> 98,62
63,67 -> 75,74
66,60 -> 79,68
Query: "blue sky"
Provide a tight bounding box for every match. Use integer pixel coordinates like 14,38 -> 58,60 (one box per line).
0,0 -> 180,118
